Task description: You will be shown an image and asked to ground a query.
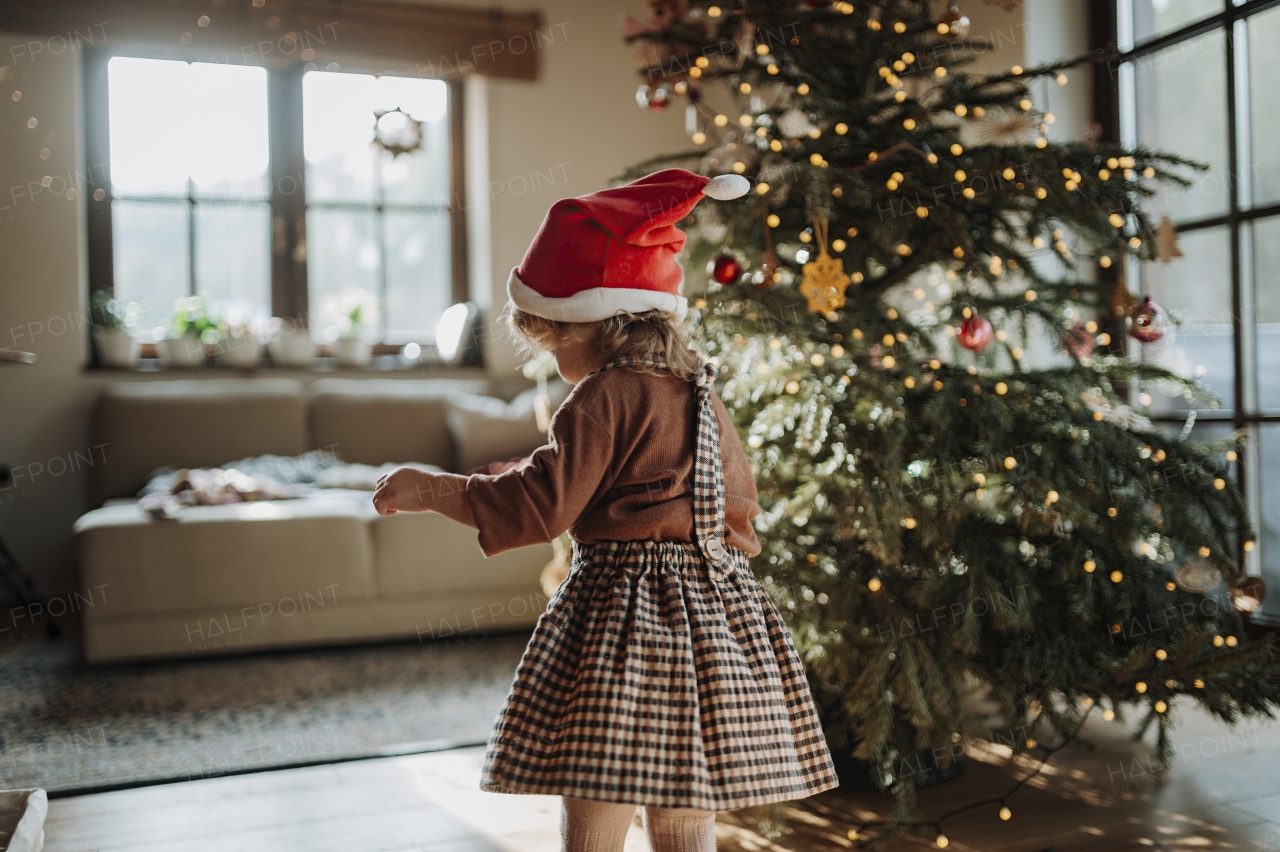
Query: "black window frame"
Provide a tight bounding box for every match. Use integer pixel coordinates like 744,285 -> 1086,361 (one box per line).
83,46 -> 469,361
1091,0 -> 1280,624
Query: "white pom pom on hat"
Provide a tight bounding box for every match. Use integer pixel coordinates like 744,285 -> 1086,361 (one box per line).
703,174 -> 751,200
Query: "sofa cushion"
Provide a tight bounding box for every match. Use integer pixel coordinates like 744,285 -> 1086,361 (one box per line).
444,380 -> 572,472
369,509 -> 553,601
73,496 -> 376,625
92,380 -> 307,502
308,379 -> 492,470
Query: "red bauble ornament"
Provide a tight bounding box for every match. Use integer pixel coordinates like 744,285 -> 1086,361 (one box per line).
1060,323 -> 1096,359
957,314 -> 993,351
635,83 -> 670,111
709,253 -> 741,284
1127,295 -> 1169,343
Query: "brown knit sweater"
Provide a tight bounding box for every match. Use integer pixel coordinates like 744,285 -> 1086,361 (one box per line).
465,365 -> 762,558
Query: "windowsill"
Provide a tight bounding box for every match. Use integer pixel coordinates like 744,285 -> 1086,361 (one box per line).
84,355 -> 485,375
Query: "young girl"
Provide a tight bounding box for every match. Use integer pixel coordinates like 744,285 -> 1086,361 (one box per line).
373,169 -> 838,851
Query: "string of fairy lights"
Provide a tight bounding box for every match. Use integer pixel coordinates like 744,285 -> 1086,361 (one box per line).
846,707 -> 1096,847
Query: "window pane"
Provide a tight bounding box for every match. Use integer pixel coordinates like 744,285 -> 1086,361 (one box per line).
112,200 -> 189,327
1256,425 -> 1280,621
1133,0 -> 1222,43
1248,7 -> 1280,208
1154,418 -> 1234,445
1134,30 -> 1229,222
108,58 -> 190,197
1141,226 -> 1234,414
107,58 -> 268,200
195,203 -> 271,321
383,210 -> 451,342
376,77 -> 450,207
306,208 -> 380,337
1252,216 -> 1280,410
303,71 -> 450,205
188,64 -> 269,200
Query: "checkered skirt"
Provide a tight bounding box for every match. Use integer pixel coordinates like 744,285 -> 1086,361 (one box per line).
479,359 -> 839,810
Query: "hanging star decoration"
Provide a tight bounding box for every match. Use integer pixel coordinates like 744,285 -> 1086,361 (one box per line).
799,211 -> 852,313
372,106 -> 424,158
973,106 -> 1039,146
1156,215 -> 1184,263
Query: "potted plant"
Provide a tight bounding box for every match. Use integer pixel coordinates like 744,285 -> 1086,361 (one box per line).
266,315 -> 316,367
211,311 -> 263,368
89,290 -> 144,368
321,288 -> 379,367
157,294 -> 218,368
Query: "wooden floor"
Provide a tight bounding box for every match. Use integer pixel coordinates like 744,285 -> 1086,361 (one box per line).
43,702 -> 1280,852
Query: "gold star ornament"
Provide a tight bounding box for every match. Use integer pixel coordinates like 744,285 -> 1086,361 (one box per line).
799,212 -> 852,313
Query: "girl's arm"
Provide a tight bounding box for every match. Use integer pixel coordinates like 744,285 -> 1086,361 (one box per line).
372,468 -> 476,528
465,381 -> 616,557
424,472 -> 476,528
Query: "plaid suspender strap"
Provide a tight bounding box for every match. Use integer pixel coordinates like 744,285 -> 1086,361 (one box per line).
691,360 -> 732,579
581,356 -> 733,582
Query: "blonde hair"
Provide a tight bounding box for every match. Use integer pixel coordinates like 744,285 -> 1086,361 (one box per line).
503,302 -> 703,381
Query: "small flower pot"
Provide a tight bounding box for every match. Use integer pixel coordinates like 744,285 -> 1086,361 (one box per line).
91,327 -> 139,368
268,325 -> 316,367
334,336 -> 371,367
214,333 -> 262,368
156,333 -> 205,368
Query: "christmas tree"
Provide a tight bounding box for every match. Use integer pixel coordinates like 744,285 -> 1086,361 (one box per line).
623,0 -> 1280,842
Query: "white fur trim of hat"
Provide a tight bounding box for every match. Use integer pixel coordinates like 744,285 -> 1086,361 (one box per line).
506,268 -> 689,324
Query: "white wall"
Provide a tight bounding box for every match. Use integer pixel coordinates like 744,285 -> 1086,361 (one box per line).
0,28 -> 94,605
447,0 -> 690,375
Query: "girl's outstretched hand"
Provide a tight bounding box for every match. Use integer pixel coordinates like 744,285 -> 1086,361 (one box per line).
373,467 -> 431,515
372,468 -> 478,528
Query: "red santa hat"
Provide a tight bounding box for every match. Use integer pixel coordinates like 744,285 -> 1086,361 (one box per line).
506,168 -> 750,323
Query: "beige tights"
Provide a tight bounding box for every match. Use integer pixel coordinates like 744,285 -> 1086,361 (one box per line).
560,796 -> 716,852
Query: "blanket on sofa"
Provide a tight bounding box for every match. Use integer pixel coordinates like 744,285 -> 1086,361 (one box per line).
138,449 -> 444,518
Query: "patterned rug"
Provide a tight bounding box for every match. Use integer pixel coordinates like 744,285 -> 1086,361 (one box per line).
0,630 -> 530,795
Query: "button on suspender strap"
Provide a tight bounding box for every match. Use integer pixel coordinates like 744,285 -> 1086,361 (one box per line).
692,360 -> 731,576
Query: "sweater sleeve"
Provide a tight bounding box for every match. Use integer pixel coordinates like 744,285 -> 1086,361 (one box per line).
465,378 -> 617,557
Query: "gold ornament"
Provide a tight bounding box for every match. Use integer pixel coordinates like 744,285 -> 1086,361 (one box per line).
1111,280 -> 1138,320
973,106 -> 1039,146
1156,215 -> 1184,263
1175,559 -> 1223,594
799,212 -> 852,314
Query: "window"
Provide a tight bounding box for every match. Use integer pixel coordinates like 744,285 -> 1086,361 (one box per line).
107,58 -> 271,323
1105,0 -> 1280,621
86,50 -> 466,351
302,72 -> 454,344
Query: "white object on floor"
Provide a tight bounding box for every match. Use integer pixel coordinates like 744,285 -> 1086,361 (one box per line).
0,788 -> 47,852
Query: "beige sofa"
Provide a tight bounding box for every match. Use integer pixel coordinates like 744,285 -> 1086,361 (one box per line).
73,377 -> 564,664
